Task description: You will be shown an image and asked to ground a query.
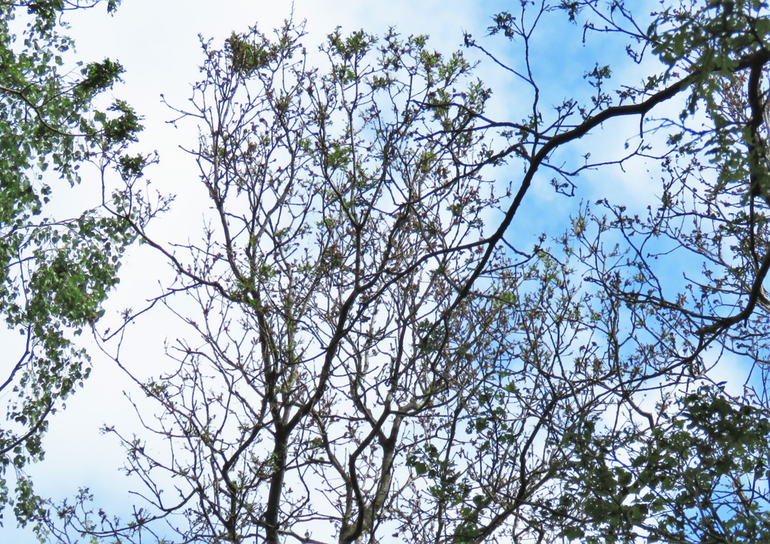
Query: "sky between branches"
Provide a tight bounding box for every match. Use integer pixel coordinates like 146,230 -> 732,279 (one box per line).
2,0 -> 756,541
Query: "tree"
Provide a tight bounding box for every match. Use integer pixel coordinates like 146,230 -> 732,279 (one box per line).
0,0 -> 151,532
33,1 -> 770,543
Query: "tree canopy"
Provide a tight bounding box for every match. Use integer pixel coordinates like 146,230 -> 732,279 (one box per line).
10,0 -> 770,543
0,0 -> 150,531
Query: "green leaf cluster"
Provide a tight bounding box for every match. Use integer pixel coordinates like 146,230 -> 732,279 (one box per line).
0,0 -> 143,530
561,385 -> 770,543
